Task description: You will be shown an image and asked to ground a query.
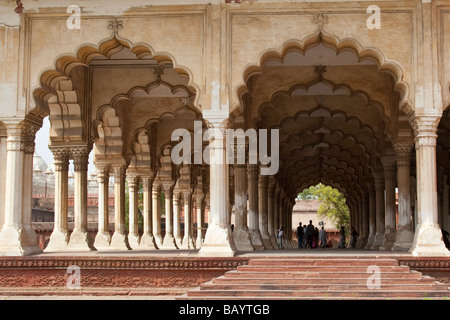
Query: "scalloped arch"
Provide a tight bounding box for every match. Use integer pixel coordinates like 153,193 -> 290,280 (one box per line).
233,31 -> 412,118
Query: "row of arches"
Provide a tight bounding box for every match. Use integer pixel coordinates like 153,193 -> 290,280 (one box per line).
0,30 -> 448,256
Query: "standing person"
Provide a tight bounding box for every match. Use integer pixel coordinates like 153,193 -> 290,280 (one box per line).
303,224 -> 308,248
350,227 -> 359,248
319,226 -> 328,248
312,227 -> 319,248
296,222 -> 304,249
277,226 -> 284,249
306,220 -> 315,249
338,226 -> 346,249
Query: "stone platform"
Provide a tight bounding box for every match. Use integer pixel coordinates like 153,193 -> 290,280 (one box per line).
0,250 -> 448,299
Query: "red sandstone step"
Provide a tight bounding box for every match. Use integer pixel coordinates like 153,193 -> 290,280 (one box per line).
187,288 -> 450,298
237,265 -> 411,273
212,276 -> 438,285
199,283 -> 450,291
224,270 -> 424,279
247,259 -> 399,267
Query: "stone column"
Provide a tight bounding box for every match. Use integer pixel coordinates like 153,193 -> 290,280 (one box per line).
152,183 -> 163,247
233,164 -> 253,251
393,142 -> 415,251
94,165 -> 111,250
0,121 -> 42,255
380,152 -> 397,251
247,164 -> 265,250
360,190 -> 369,249
161,183 -> 178,249
199,122 -> 237,257
180,191 -> 195,249
365,185 -> 376,249
109,164 -> 130,250
409,115 -> 449,256
127,174 -> 140,249
273,186 -> 280,233
371,169 -> 385,250
195,196 -> 204,249
45,148 -> 70,252
0,130 -> 6,232
139,176 -> 158,249
173,190 -> 182,247
267,177 -> 278,248
68,146 -> 95,251
258,172 -> 273,249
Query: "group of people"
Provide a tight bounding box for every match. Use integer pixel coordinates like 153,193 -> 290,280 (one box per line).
296,220 -> 331,249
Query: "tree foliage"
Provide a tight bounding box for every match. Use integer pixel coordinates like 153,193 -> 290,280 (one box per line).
298,183 -> 350,234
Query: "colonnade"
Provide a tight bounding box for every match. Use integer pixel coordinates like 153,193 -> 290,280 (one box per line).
0,116 -> 448,256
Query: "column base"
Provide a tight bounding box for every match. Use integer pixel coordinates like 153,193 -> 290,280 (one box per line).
392,228 -> 414,252
109,231 -> 131,250
139,232 -> 158,250
174,236 -> 182,249
0,226 -> 42,256
370,231 -> 384,250
269,234 -> 278,249
198,224 -> 237,257
262,237 -> 274,250
180,235 -> 195,249
153,234 -> 163,248
249,229 -> 266,250
360,237 -> 369,249
233,229 -> 254,251
379,228 -> 396,251
409,223 -> 450,256
44,229 -> 68,252
196,236 -> 203,249
67,230 -> 96,251
160,234 -> 179,250
128,234 -> 140,250
93,231 -> 111,251
365,235 -> 375,250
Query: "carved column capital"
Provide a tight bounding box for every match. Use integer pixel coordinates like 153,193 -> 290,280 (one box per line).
410,115 -> 441,148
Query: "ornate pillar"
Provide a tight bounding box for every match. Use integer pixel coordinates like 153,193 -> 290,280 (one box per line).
199,121 -> 237,257
267,177 -> 278,248
365,185 -> 377,249
161,183 -> 178,249
0,121 -> 41,255
371,168 -> 385,250
247,164 -> 265,250
45,148 -> 70,252
233,164 -> 253,251
109,164 -> 130,250
0,128 -> 6,232
409,115 -> 449,256
140,176 -> 158,249
152,183 -> 163,247
273,186 -> 280,235
360,190 -> 369,249
127,174 -> 140,249
68,146 -> 95,251
173,190 -> 182,247
195,195 -> 204,249
180,191 -> 195,249
380,152 -> 397,251
393,142 -> 415,251
258,172 -> 273,249
94,165 -> 111,250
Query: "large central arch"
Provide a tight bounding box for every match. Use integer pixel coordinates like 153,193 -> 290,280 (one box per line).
229,31 -> 417,253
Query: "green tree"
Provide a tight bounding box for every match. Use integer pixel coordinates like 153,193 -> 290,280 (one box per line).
298,183 -> 350,234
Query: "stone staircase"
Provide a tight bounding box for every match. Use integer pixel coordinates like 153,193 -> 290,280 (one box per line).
181,257 -> 450,300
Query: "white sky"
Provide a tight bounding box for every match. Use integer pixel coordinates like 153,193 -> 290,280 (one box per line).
35,117 -> 95,173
